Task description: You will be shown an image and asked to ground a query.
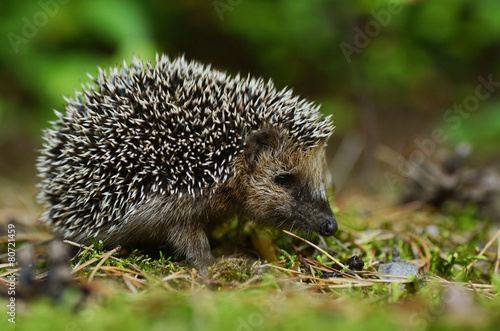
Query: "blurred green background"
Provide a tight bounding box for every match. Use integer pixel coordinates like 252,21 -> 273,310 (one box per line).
1,0 -> 500,185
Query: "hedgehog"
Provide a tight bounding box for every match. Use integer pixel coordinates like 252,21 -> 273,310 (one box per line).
37,54 -> 337,272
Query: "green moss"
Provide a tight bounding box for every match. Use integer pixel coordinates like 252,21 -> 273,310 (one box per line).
209,258 -> 252,283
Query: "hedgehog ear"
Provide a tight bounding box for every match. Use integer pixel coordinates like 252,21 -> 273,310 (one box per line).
244,128 -> 280,172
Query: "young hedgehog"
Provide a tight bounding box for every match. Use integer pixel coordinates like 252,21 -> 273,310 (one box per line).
37,54 -> 337,271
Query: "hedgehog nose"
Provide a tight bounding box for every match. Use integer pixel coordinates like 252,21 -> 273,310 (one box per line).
319,216 -> 337,237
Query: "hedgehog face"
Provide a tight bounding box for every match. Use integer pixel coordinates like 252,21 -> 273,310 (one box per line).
238,129 -> 337,237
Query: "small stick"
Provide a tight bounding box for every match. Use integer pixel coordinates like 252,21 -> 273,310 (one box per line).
161,269 -> 190,282
412,233 -> 432,273
88,246 -> 121,282
123,276 -> 139,294
475,228 -> 500,259
283,230 -> 345,268
329,235 -> 351,253
72,257 -> 99,274
455,228 -> 500,280
283,230 -> 363,280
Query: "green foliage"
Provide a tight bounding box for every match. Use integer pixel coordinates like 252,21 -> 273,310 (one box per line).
89,236 -> 105,253
209,258 -> 252,283
279,249 -> 297,269
1,203 -> 500,330
1,0 -> 500,157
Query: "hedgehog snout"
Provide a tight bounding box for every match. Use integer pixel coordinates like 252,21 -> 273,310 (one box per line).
319,215 -> 337,237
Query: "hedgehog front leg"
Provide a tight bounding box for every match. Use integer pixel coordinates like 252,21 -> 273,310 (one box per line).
124,196 -> 216,275
169,222 -> 215,275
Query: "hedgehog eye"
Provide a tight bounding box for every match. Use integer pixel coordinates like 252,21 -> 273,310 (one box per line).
275,173 -> 294,187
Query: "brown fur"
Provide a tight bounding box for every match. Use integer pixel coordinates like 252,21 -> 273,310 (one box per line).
64,128 -> 334,272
